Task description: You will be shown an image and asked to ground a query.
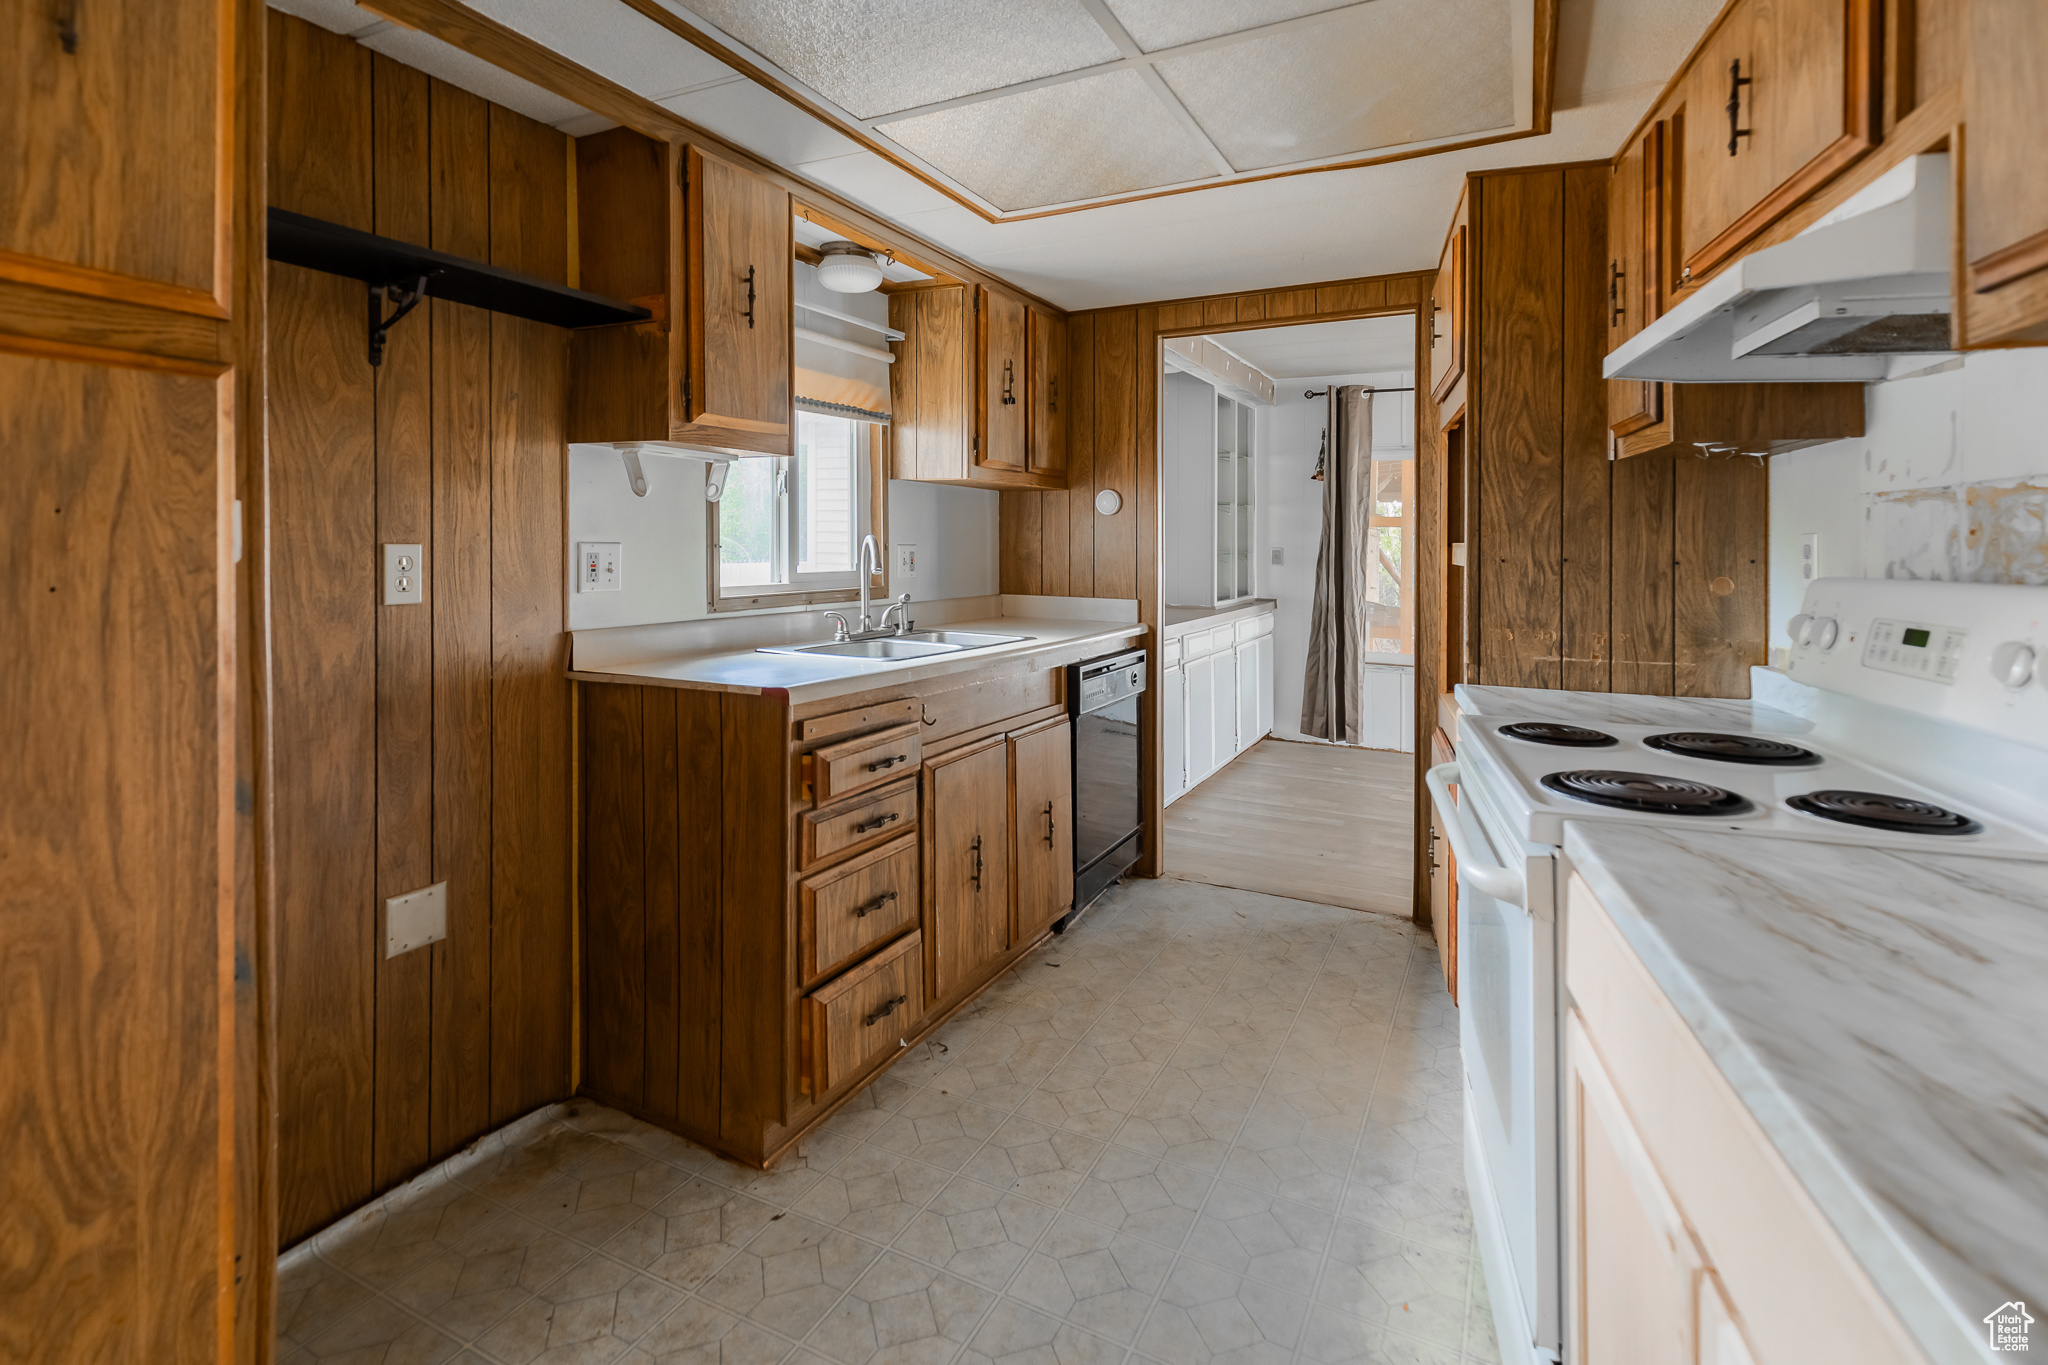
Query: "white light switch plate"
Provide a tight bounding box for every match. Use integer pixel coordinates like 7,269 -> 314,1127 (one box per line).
1801,532 -> 1821,581
895,544 -> 918,578
1271,547 -> 1284,566
385,882 -> 447,958
579,541 -> 622,592
384,544 -> 423,605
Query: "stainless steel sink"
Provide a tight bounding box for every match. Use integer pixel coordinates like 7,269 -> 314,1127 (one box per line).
757,629 -> 1032,660
898,630 -> 1031,649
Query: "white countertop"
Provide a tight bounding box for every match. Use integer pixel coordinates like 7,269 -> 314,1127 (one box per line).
1161,599 -> 1275,638
568,613 -> 1144,705
1563,821 -> 2048,1365
1455,682 -> 1811,731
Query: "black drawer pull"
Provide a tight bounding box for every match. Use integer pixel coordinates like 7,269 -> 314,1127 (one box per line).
853,812 -> 900,834
853,890 -> 898,919
971,833 -> 983,889
866,753 -> 908,772
864,994 -> 908,1026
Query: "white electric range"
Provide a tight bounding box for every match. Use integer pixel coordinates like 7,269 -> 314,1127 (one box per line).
1426,578 -> 2048,1365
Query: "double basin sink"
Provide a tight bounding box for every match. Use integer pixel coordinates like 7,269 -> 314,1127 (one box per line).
757,629 -> 1032,661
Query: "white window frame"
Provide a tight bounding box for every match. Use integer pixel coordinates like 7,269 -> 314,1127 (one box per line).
708,416 -> 886,612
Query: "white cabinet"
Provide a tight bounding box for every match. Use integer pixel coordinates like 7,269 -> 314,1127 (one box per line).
1255,633 -> 1275,738
1213,647 -> 1239,766
1185,653 -> 1216,785
1235,643 -> 1259,755
1163,663 -> 1187,805
1162,371 -> 1260,609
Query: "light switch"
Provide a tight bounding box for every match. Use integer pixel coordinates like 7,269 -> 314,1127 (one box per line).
385,881 -> 447,958
895,543 -> 918,578
1801,532 -> 1820,581
579,541 -> 622,592
1271,547 -> 1284,566
384,544 -> 423,605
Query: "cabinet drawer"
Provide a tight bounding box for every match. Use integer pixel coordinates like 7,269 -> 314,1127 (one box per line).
807,722 -> 921,805
803,779 -> 918,868
917,666 -> 1061,746
801,835 -> 919,985
805,930 -> 924,1097
1163,636 -> 1183,667
1234,614 -> 1274,644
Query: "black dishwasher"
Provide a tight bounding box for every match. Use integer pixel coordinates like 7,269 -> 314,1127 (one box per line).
1065,647 -> 1146,924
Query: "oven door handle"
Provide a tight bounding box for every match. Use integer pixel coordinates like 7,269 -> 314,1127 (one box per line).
1424,762 -> 1526,907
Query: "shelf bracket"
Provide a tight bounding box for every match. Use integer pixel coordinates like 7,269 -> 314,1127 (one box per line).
367,274 -> 434,367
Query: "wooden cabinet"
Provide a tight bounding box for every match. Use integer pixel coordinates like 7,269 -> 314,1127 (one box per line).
1669,0 -> 1879,287
2,0 -> 232,314
890,282 -> 1066,488
1961,0 -> 2048,343
1608,127 -> 1665,438
1010,718 -> 1074,945
569,130 -> 792,456
801,835 -> 919,985
1028,306 -> 1068,477
807,721 -> 920,804
805,930 -> 924,1096
1430,214 -> 1468,418
925,738 -> 1012,1004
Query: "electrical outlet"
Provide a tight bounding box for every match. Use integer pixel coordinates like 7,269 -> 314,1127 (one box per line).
384,544 -> 423,605
1801,533 -> 1820,581
895,543 -> 918,578
579,541 -> 622,592
1271,547 -> 1284,566
385,881 -> 447,958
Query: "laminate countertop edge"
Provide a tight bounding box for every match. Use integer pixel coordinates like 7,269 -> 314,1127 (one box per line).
1562,821 -> 2045,1365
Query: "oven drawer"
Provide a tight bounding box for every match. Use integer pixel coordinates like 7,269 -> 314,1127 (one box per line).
801,835 -> 919,984
804,929 -> 924,1097
807,722 -> 921,805
803,778 -> 918,868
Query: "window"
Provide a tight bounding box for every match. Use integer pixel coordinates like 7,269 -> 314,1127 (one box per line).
1366,458 -> 1414,658
712,411 -> 880,609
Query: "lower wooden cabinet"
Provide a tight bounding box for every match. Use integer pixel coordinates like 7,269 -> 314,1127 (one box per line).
1011,718 -> 1075,944
801,835 -> 919,985
925,738 -> 1013,1004
805,931 -> 924,1097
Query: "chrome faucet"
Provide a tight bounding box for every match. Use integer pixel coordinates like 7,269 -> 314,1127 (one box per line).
857,533 -> 882,632
878,593 -> 913,635
822,611 -> 851,641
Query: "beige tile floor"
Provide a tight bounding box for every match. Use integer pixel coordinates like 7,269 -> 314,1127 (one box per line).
278,878 -> 1494,1365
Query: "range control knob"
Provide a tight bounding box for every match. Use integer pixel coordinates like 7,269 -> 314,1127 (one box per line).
1814,617 -> 1840,650
1788,613 -> 1814,646
1991,641 -> 2038,690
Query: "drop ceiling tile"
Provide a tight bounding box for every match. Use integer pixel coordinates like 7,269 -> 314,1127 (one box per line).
1099,0 -> 1358,52
464,0 -> 737,99
357,26 -> 592,127
672,0 -> 1120,118
1156,0 -> 1516,171
659,79 -> 863,168
878,69 -> 1216,212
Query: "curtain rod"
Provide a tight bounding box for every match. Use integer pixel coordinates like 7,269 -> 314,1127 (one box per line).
1304,386 -> 1414,398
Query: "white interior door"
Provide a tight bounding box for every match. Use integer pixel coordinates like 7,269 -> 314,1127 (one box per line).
1163,663 -> 1187,804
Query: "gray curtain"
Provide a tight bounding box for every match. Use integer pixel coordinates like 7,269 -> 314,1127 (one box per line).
1300,386 -> 1373,741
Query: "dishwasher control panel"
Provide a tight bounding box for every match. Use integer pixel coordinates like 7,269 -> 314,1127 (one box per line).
1077,649 -> 1147,713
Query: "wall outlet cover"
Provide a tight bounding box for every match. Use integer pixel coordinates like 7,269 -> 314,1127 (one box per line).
384,544 -> 423,605
579,541 -> 622,592
1801,532 -> 1820,581
386,882 -> 447,958
1271,547 -> 1284,565
896,543 -> 918,577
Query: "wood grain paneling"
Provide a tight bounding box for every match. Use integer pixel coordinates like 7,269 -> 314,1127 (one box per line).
999,490 -> 1042,594
1612,455 -> 1677,696
1561,167 -> 1612,694
1675,456 -> 1768,698
583,684 -> 647,1106
721,693 -> 790,1142
641,688 -> 683,1126
1066,314 -> 1097,596
1092,309 -> 1138,600
673,691 -> 724,1137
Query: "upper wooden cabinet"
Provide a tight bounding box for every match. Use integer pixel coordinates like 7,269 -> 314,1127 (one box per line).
1028,306 -> 1068,478
1962,0 -> 2048,344
569,131 -> 792,456
2,1 -> 230,315
890,283 -> 1066,488
1669,0 -> 1879,288
1430,208 -> 1468,418
1607,127 -> 1664,438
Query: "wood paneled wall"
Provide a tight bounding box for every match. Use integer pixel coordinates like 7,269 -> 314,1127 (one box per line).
996,273 -> 1442,916
267,12 -> 573,1246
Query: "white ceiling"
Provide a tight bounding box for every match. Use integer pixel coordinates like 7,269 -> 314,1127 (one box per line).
267,0 -> 1721,310
1208,316 -> 1418,379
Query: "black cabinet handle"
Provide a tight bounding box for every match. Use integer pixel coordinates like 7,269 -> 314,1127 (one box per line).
743,264 -> 757,328
1609,261 -> 1626,326
1044,801 -> 1056,848
854,890 -> 897,919
854,811 -> 900,834
970,834 -> 983,889
864,994 -> 908,1026
1049,376 -> 1058,413
866,753 -> 907,772
1430,301 -> 1443,344
1726,59 -> 1752,156
1001,359 -> 1017,406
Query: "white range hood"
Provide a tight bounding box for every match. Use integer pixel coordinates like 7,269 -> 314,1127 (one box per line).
1604,154 -> 1955,383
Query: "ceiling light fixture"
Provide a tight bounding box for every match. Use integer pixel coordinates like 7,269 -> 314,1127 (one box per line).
815,240 -> 885,293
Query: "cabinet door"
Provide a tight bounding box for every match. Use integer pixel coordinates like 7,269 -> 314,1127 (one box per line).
1236,643 -> 1259,751
1567,1012 -> 1702,1365
1255,633 -> 1275,738
1608,127 -> 1665,437
1213,649 -> 1239,762
1675,0 -> 1877,285
1163,664 -> 1187,803
1011,718 -> 1073,943
925,738 -> 1011,1004
685,146 -> 791,441
979,287 -> 1027,472
889,283 -> 974,482
1429,223 -> 1466,404
2,1 -> 229,313
1027,306 -> 1067,477
1185,654 -> 1215,785
1963,0 -> 2048,336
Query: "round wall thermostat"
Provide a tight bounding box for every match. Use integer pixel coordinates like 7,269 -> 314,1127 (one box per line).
1094,489 -> 1122,516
